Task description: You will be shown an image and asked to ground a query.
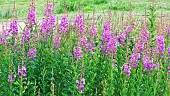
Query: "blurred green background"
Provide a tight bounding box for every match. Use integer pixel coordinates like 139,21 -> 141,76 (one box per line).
0,0 -> 170,20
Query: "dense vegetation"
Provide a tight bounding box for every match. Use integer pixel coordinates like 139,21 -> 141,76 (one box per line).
0,0 -> 170,96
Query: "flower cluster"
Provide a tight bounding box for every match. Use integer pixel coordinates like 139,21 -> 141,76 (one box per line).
167,46 -> 170,60
28,49 -> 36,58
166,27 -> 170,36
102,22 -> 112,43
44,4 -> 53,17
0,30 -> 8,46
102,22 -> 117,55
53,35 -> 60,49
18,65 -> 26,77
117,33 -> 126,46
78,36 -> 95,52
89,25 -> 97,38
73,15 -> 86,34
59,16 -> 69,35
73,15 -> 83,29
121,63 -> 131,77
125,25 -> 134,33
79,36 -> 88,48
133,30 -> 149,53
167,67 -> 170,75
76,78 -> 85,93
74,46 -> 83,59
142,56 -> 158,71
40,4 -> 56,40
8,74 -> 15,82
27,0 -> 36,27
22,28 -> 31,43
153,35 -> 165,56
18,65 -> 27,84
8,20 -> 18,36
129,53 -> 141,67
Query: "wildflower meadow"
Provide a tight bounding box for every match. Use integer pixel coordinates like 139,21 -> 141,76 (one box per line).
0,0 -> 170,96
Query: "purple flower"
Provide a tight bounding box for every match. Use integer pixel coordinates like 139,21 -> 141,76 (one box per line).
0,34 -> 7,46
18,65 -> 27,77
104,36 -> 117,55
23,81 -> 26,85
78,36 -> 94,52
117,33 -> 126,46
89,25 -> 97,38
167,46 -> 170,60
78,24 -> 86,34
74,46 -> 83,59
76,78 -> 85,93
121,63 -> 131,77
74,15 -> 83,29
142,57 -> 158,71
153,35 -> 165,56
129,53 -> 141,67
125,25 -> 134,33
53,36 -> 60,49
27,0 -> 36,27
8,20 -> 18,36
59,16 -> 69,34
8,75 -> 14,82
133,30 -> 149,53
73,15 -> 86,34
89,40 -> 95,52
44,4 -> 53,16
28,49 -> 36,57
101,45 -> 105,52
40,4 -> 56,40
78,36 -> 88,49
167,67 -> 170,75
102,22 -> 112,43
22,28 -> 31,43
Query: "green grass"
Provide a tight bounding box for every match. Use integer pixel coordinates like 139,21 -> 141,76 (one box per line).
0,0 -> 170,20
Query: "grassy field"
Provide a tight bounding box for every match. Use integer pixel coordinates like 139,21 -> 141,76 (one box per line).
0,0 -> 170,20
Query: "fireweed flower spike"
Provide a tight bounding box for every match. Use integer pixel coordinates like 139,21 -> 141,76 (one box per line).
8,75 -> 14,82
167,46 -> 170,60
22,28 -> 31,43
121,63 -> 131,77
166,27 -> 170,36
76,78 -> 85,93
59,16 -> 69,35
73,15 -> 83,29
89,25 -> 97,38
117,33 -> 126,46
53,36 -> 60,49
129,53 -> 141,67
40,4 -> 56,40
142,57 -> 158,71
28,49 -> 36,58
73,15 -> 86,34
27,0 -> 36,27
74,46 -> 83,59
8,20 -> 18,36
0,30 -> 7,46
18,65 -> 27,77
153,35 -> 165,56
133,30 -> 149,53
167,67 -> 170,75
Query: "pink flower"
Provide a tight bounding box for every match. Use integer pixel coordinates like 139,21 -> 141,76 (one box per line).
74,46 -> 83,59
122,63 -> 131,77
76,78 -> 85,93
8,75 -> 14,82
28,49 -> 36,57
